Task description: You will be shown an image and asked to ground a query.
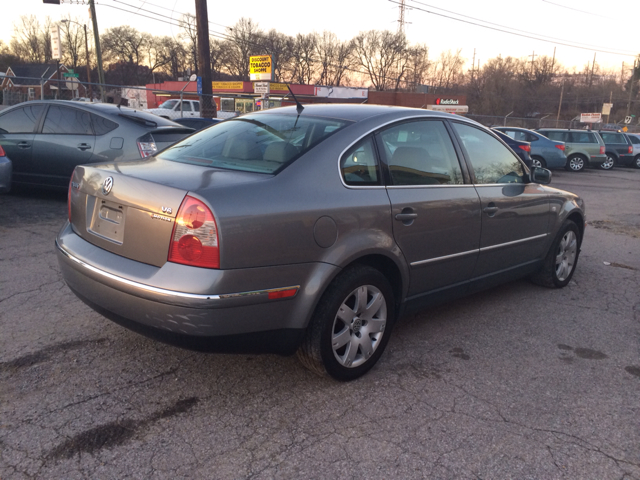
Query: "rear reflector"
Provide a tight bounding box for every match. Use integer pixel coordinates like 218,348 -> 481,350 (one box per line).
268,288 -> 298,300
555,144 -> 565,151
518,145 -> 531,152
168,196 -> 219,268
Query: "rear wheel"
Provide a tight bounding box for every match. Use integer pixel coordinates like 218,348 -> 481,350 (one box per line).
531,156 -> 546,168
297,265 -> 395,381
634,155 -> 640,169
565,155 -> 586,172
531,220 -> 581,288
600,153 -> 615,170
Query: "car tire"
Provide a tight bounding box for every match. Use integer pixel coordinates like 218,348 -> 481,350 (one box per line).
634,155 -> 640,169
565,155 -> 586,172
600,153 -> 616,170
531,220 -> 581,289
297,265 -> 395,381
531,156 -> 546,168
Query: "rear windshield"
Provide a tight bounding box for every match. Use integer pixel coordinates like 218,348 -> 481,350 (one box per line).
158,113 -> 352,174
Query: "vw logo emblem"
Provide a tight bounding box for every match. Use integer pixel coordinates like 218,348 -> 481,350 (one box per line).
102,176 -> 114,196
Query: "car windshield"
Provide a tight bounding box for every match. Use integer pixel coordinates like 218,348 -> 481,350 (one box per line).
158,100 -> 178,110
158,113 -> 352,174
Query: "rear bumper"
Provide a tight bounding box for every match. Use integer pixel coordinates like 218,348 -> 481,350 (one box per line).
56,222 -> 339,352
588,154 -> 607,167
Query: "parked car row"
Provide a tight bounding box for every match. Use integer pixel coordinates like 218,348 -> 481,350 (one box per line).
144,99 -> 238,120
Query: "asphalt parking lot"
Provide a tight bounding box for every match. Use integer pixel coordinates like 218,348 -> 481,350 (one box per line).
1,167 -> 639,479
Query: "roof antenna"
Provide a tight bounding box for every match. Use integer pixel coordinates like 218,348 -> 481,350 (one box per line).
287,85 -> 304,115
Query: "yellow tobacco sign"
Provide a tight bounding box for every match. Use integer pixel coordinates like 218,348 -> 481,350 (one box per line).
250,56 -> 273,81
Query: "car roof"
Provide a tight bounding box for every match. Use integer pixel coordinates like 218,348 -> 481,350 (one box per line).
247,103 -> 464,124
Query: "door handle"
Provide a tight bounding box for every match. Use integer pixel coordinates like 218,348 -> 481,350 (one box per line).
395,208 -> 417,226
18,142 -> 31,149
483,203 -> 498,216
77,143 -> 92,151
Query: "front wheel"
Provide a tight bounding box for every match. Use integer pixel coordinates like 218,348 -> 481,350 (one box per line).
565,155 -> 586,172
531,220 -> 581,288
297,265 -> 395,381
600,154 -> 615,170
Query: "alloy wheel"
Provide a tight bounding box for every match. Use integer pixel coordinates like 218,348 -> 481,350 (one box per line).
555,230 -> 577,282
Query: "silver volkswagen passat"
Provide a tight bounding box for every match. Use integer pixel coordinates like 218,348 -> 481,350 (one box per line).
57,104 -> 585,381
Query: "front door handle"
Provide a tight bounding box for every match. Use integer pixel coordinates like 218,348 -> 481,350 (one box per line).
18,142 -> 31,149
77,143 -> 92,151
395,207 -> 417,226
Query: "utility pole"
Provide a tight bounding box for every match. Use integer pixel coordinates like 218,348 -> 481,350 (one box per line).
83,24 -> 92,100
195,0 -> 215,118
556,80 -> 564,127
529,51 -> 537,76
471,48 -> 476,82
89,0 -> 105,102
627,58 -> 638,118
589,52 -> 596,88
397,0 -> 406,34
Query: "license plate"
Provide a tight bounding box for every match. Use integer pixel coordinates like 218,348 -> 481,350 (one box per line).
88,198 -> 127,244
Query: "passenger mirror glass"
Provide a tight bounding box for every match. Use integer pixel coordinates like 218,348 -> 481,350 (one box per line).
530,166 -> 552,184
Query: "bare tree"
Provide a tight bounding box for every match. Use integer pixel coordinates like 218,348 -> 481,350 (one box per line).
179,13 -> 198,75
288,33 -> 317,84
404,44 -> 430,91
258,29 -> 293,82
225,18 -> 262,80
429,49 -> 465,91
314,31 -> 353,86
10,15 -> 45,63
60,15 -> 87,70
352,30 -> 408,91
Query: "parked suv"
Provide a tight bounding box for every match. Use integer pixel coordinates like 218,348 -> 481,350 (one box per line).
494,127 -> 566,169
626,133 -> 640,168
537,128 -> 606,172
597,131 -> 634,169
145,99 -> 239,120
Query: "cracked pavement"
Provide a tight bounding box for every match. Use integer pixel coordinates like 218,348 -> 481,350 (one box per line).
1,169 -> 639,479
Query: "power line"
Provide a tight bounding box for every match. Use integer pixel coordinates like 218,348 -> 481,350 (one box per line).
398,0 -> 638,57
541,0 -> 615,20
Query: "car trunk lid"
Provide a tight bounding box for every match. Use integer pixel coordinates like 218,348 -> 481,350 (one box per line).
69,157 -> 267,267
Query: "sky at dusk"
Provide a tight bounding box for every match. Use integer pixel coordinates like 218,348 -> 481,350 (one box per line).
3,0 -> 639,74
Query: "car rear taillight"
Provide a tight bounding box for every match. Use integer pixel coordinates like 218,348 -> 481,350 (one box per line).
0,145 -> 6,156
555,144 -> 565,151
137,133 -> 157,158
629,146 -> 633,154
600,146 -> 605,154
518,145 -> 531,153
168,196 -> 219,269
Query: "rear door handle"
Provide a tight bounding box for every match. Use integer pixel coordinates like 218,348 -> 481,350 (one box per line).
77,143 -> 92,151
395,207 -> 417,225
18,142 -> 31,149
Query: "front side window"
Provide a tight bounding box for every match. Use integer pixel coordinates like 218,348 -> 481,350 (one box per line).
42,106 -> 92,135
379,120 -> 463,186
193,102 -> 200,112
159,113 -> 351,174
0,105 -> 45,134
340,136 -> 379,186
452,122 -> 525,184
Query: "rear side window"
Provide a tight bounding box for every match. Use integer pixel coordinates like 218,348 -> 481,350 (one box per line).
570,132 -> 595,144
453,122 -> 525,184
600,132 -> 625,143
158,113 -> 351,174
629,135 -> 640,145
543,131 -> 568,142
90,114 -> 118,135
0,105 -> 45,133
380,120 -> 463,185
42,106 -> 92,135
341,136 -> 379,186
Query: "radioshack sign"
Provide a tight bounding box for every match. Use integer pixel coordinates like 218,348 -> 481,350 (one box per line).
250,55 -> 273,81
435,98 -> 459,105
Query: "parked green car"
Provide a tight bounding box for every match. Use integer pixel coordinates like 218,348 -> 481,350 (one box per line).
537,128 -> 606,172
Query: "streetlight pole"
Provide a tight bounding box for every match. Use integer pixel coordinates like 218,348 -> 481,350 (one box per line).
626,58 -> 638,118
89,0 -> 106,102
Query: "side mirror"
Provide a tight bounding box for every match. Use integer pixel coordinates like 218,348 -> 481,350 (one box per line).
530,166 -> 552,185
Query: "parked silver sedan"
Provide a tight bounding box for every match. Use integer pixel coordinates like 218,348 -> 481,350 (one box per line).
57,105 -> 585,381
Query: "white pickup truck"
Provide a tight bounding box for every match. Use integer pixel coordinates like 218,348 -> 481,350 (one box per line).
144,99 -> 237,120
